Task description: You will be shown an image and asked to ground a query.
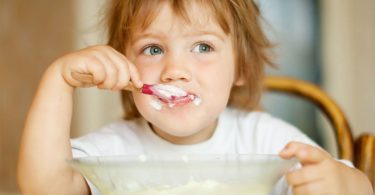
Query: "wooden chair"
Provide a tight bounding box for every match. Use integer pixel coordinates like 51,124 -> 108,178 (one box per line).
355,134 -> 375,188
265,76 -> 375,188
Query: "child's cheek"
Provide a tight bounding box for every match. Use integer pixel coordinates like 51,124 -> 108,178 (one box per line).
135,61 -> 162,84
132,93 -> 151,114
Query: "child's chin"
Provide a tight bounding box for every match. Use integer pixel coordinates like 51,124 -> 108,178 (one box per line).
168,129 -> 200,137
158,124 -> 202,137
162,124 -> 194,134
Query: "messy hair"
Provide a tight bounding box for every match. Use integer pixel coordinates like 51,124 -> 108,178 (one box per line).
106,0 -> 273,119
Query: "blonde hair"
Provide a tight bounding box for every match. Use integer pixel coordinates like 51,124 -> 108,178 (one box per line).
106,0 -> 273,119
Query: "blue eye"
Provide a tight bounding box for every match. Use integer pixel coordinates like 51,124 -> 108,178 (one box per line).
192,43 -> 212,53
143,45 -> 163,55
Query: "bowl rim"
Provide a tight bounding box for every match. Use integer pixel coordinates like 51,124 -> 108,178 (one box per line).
68,154 -> 297,166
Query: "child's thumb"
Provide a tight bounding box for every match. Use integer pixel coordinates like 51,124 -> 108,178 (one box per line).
279,141 -> 329,166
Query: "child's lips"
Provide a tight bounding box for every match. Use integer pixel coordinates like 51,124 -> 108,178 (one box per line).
145,84 -> 201,108
158,93 -> 196,107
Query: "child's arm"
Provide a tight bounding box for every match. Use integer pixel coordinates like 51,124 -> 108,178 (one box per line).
17,45 -> 142,195
280,141 -> 374,195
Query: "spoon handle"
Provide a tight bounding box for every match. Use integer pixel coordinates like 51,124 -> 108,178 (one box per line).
71,72 -> 139,92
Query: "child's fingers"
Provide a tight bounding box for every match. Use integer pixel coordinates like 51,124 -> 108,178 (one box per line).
100,49 -> 130,90
102,46 -> 143,89
112,58 -> 131,90
125,59 -> 143,88
92,51 -> 119,89
279,141 -> 330,165
110,48 -> 143,88
292,180 -> 328,195
111,48 -> 143,88
285,165 -> 324,187
84,58 -> 106,85
62,45 -> 141,90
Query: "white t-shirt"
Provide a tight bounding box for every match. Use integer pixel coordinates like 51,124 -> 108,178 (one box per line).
71,108 -> 318,194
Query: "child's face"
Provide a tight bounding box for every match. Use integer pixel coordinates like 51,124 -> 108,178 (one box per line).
127,2 -> 236,144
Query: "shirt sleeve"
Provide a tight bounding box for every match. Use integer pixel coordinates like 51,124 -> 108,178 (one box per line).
250,112 -> 318,155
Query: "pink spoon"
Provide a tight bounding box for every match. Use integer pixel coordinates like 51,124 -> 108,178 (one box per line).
71,72 -> 195,102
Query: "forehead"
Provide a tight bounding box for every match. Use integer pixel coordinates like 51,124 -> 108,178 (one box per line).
153,4 -> 224,36
128,1 -> 231,38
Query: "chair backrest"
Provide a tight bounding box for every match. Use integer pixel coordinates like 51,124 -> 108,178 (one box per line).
264,76 -> 354,161
355,134 -> 375,188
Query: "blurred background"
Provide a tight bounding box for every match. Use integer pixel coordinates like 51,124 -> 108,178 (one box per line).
1,0 -> 374,194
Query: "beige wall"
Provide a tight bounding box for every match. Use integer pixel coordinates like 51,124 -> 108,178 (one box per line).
0,1 -> 75,194
70,0 -> 123,138
0,1 -> 121,193
321,0 -> 375,137
1,1 -> 374,194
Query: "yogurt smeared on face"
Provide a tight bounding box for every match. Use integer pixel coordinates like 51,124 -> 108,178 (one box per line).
149,99 -> 163,111
151,84 -> 188,100
192,96 -> 202,106
148,84 -> 202,110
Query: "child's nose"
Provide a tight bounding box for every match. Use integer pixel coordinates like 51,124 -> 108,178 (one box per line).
160,56 -> 192,83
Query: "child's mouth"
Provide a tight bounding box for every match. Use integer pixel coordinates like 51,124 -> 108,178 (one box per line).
147,84 -> 202,110
159,93 -> 198,108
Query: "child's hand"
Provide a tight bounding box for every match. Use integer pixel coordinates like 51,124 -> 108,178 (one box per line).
280,141 -> 373,195
55,45 -> 143,90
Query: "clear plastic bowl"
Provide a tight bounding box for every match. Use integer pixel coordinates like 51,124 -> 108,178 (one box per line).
69,154 -> 296,195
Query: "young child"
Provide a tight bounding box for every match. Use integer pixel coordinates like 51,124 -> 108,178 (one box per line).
17,0 -> 373,194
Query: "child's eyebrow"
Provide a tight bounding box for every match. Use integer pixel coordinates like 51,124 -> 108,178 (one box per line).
132,33 -> 166,44
132,30 -> 226,44
185,30 -> 226,41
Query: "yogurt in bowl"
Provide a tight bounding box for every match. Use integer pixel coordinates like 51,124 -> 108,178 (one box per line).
69,154 -> 297,195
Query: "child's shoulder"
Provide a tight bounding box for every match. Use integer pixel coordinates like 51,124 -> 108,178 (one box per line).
223,107 -> 289,127
82,118 -> 146,138
71,118 -> 147,156
223,108 -> 315,145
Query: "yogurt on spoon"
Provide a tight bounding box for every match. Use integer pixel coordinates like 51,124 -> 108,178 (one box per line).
148,84 -> 202,110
